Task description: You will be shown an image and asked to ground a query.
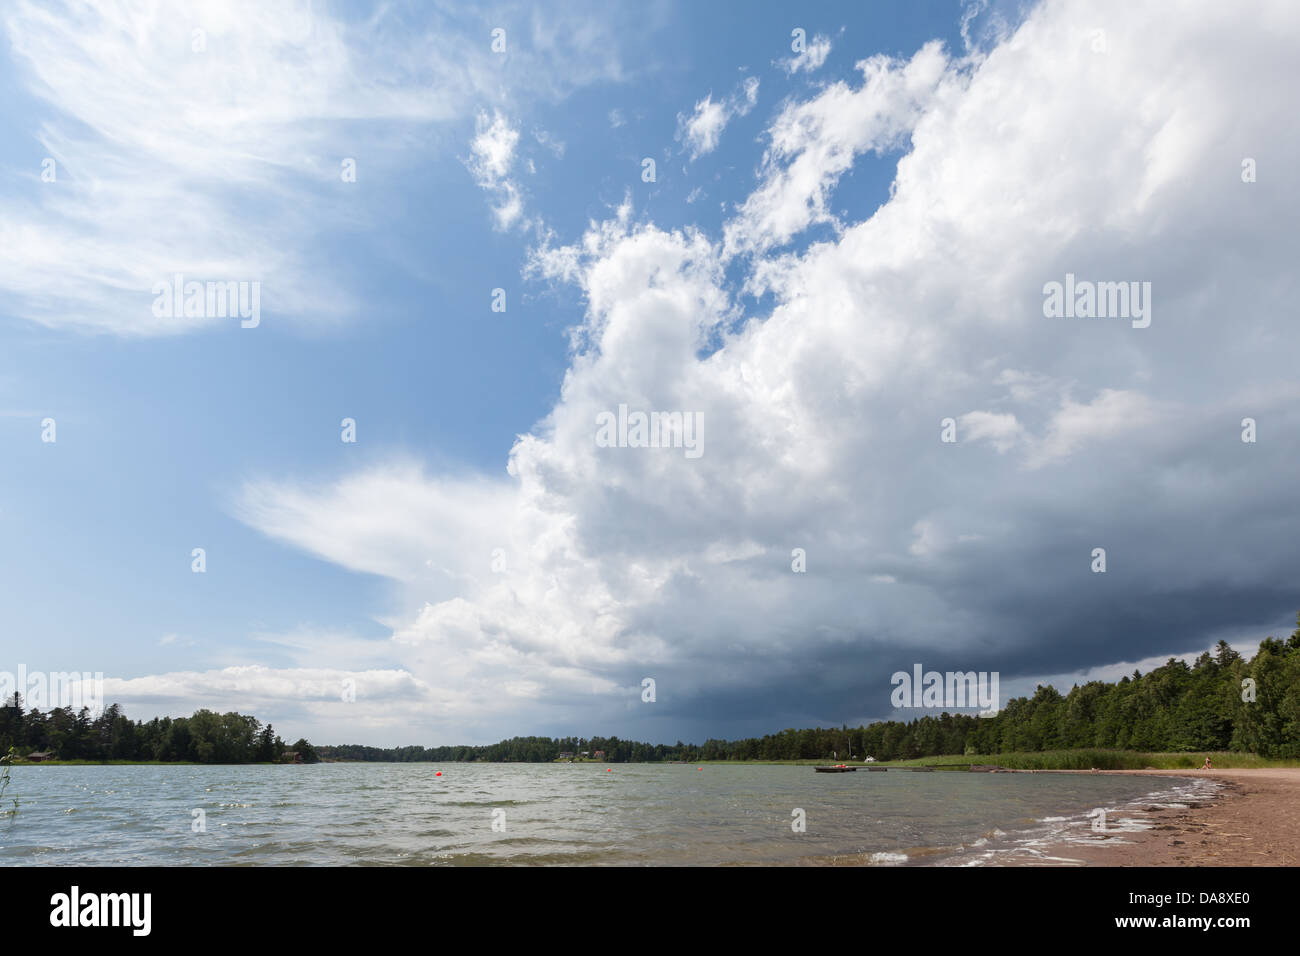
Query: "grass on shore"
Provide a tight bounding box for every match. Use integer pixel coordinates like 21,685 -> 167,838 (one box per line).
693,751 -> 1300,770
873,751 -> 1300,770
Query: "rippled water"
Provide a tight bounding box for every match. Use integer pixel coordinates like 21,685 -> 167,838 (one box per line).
0,763 -> 1214,865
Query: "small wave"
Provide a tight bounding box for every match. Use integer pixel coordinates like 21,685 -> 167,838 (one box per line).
866,851 -> 908,866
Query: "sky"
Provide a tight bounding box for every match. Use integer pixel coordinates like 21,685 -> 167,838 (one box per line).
1,0 -> 1297,747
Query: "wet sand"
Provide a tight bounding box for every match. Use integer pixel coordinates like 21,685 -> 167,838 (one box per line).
1013,768 -> 1300,866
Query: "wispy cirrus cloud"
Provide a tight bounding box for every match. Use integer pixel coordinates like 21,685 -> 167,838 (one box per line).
0,0 -> 631,335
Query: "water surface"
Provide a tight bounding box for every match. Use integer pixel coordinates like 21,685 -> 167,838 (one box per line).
0,763 -> 1214,865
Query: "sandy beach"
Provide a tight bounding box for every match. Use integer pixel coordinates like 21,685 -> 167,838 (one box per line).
1014,769 -> 1300,867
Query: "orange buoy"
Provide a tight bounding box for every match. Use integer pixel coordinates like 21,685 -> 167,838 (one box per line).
435,771 -> 442,776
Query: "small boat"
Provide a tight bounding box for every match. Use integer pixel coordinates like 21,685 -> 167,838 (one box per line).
814,765 -> 857,773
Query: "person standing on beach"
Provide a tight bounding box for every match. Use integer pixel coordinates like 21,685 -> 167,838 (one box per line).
1202,756 -> 1213,770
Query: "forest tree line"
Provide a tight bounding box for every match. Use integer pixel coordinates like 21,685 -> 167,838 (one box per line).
0,700 -> 319,764
318,619 -> 1300,763
7,619 -> 1296,765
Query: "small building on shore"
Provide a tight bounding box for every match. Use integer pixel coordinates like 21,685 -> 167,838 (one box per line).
26,750 -> 53,762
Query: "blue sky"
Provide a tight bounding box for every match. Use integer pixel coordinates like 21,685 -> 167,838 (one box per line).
2,0 -> 1297,746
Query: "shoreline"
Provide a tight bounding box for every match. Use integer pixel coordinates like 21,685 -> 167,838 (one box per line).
986,769 -> 1300,867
